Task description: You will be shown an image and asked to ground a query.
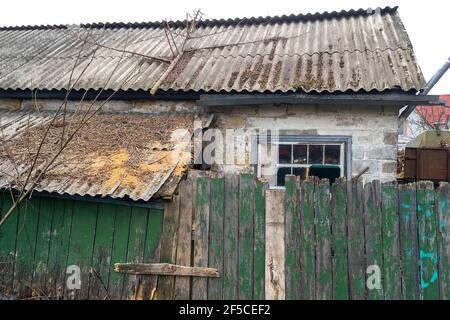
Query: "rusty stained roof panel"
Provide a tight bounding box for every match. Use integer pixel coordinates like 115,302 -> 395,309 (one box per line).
0,109 -> 195,201
0,6 -> 425,93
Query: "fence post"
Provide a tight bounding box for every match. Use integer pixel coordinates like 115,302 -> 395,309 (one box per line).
265,189 -> 285,300
284,175 -> 301,300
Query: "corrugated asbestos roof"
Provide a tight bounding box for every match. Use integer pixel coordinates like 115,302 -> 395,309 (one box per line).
0,6 -> 425,93
0,109 -> 197,201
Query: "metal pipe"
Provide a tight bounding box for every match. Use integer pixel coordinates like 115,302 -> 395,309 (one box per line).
400,56 -> 450,120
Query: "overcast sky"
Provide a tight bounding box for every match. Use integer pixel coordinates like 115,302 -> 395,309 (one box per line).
1,0 -> 448,94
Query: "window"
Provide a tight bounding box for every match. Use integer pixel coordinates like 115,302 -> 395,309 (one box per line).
254,135 -> 351,188
275,143 -> 345,186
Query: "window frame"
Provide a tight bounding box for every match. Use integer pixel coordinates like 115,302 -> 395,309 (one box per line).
253,135 -> 352,188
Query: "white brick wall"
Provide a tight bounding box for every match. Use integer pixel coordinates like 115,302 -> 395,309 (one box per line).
210,104 -> 400,183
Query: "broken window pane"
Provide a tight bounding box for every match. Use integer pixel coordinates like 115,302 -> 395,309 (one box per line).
278,145 -> 291,164
325,145 -> 341,165
293,145 -> 307,164
292,167 -> 307,180
277,167 -> 291,186
309,145 -> 324,164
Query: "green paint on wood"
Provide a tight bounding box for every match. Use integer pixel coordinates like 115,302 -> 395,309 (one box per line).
315,179 -> 332,300
46,198 -> 67,298
417,182 -> 439,300
123,207 -> 149,300
0,194 -> 19,297
223,174 -> 239,300
208,176 -> 225,299
157,197 -> 180,300
399,184 -> 420,300
300,179 -> 316,300
253,179 -> 266,300
33,197 -> 54,296
141,208 -> 164,300
381,184 -> 402,300
238,174 -> 255,300
331,179 -> 349,300
60,199 -> 74,298
284,176 -> 301,300
66,201 -> 98,299
364,182 -> 383,300
347,181 -> 366,300
437,184 -> 450,300
193,176 -> 210,300
108,206 -> 131,300
13,198 -> 40,297
89,203 -> 116,300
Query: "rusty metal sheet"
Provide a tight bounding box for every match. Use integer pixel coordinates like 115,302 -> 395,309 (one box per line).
0,109 -> 196,201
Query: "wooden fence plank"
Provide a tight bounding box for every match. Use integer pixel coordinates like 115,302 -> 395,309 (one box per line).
315,179 -> 332,300
60,199 -> 74,298
140,208 -> 164,300
88,203 -> 116,300
381,182 -> 401,300
208,176 -> 225,299
108,206 -> 131,300
347,180 -> 366,300
65,201 -> 98,299
437,183 -> 450,300
157,195 -> 180,300
238,174 -> 255,300
254,179 -> 266,300
33,197 -> 54,297
123,207 -> 149,300
192,175 -> 211,300
223,174 -> 239,300
265,189 -> 285,300
46,198 -> 67,298
174,180 -> 193,300
417,181 -> 440,300
13,198 -> 40,298
115,263 -> 219,277
399,183 -> 420,300
363,181 -> 384,300
284,175 -> 301,300
299,178 -> 316,300
331,178 -> 349,300
0,194 -> 19,298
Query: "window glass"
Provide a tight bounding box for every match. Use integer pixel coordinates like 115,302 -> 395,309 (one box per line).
325,145 -> 340,165
277,167 -> 292,186
293,145 -> 307,164
278,145 -> 291,164
309,145 -> 324,164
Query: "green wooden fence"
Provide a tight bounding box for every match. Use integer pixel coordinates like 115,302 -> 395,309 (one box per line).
2,173 -> 450,300
156,173 -> 266,300
283,176 -> 450,300
159,173 -> 450,300
0,193 -> 163,300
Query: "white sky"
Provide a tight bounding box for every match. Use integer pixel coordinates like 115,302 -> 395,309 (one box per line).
0,0 -> 448,94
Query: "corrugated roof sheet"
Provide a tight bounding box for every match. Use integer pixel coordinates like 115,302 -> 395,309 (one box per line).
0,6 -> 425,93
0,109 -> 196,201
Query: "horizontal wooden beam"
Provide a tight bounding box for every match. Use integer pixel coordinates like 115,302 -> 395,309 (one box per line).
114,263 -> 220,278
198,93 -> 444,107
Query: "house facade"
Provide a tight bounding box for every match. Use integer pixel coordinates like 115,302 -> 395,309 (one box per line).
0,5 -> 446,301
0,6 -> 435,194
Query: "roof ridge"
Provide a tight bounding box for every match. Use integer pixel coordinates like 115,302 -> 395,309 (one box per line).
0,6 -> 398,31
